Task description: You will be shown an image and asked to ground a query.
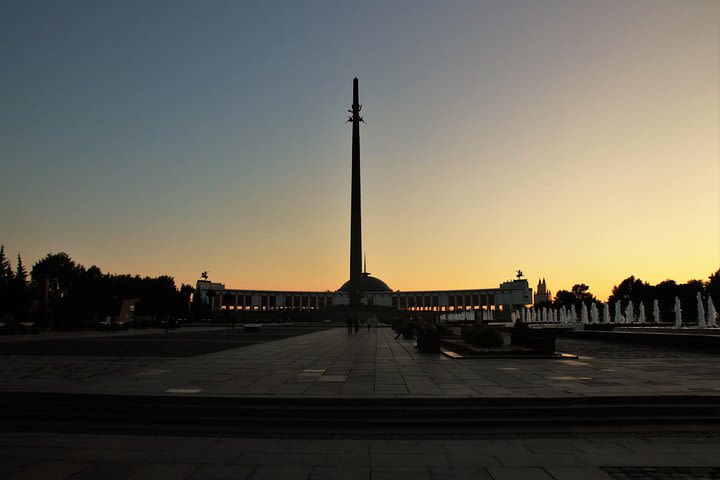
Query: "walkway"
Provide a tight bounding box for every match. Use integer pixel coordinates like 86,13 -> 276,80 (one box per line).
2,431 -> 720,480
1,327 -> 720,398
3,327 -> 720,479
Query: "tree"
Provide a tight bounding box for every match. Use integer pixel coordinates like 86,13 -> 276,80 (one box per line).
654,280 -> 678,324
0,246 -> 12,284
11,255 -> 30,321
180,284 -> 195,314
30,252 -> 87,328
708,270 -> 720,311
15,255 -> 27,284
552,284 -> 598,310
571,284 -> 596,304
30,252 -> 81,303
0,245 -> 13,315
553,290 -> 576,309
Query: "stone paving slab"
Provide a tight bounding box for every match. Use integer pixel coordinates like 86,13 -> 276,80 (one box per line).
4,328 -> 720,478
2,327 -> 720,399
0,432 -> 719,480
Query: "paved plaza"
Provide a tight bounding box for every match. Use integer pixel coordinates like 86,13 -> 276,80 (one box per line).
1,326 -> 720,398
3,430 -> 720,480
3,326 -> 720,479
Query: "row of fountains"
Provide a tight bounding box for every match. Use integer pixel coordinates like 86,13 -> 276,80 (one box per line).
512,293 -> 719,329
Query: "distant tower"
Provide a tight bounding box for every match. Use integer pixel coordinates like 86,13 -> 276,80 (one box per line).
534,278 -> 552,304
348,77 -> 364,306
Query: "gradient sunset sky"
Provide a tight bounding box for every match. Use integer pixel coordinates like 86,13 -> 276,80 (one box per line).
1,1 -> 718,301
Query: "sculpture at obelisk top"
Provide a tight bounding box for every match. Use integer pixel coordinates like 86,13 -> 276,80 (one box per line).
348,78 -> 365,306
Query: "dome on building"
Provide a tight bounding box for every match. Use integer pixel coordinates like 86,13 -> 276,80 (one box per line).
338,273 -> 392,293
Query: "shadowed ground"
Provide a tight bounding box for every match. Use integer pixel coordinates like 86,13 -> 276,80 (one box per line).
3,327 -> 720,479
0,326 -> 327,357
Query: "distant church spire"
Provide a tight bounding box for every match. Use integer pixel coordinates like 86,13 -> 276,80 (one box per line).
534,277 -> 553,305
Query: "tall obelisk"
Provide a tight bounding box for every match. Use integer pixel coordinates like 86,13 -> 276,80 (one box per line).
348,77 -> 364,306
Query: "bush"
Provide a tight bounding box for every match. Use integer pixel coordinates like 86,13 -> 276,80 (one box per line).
462,326 -> 504,348
417,322 -> 440,353
436,323 -> 452,338
461,326 -> 475,344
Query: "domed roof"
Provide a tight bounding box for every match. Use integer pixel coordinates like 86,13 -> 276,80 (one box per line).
338,273 -> 392,293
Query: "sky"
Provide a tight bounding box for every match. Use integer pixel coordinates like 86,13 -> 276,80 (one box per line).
1,0 -> 718,301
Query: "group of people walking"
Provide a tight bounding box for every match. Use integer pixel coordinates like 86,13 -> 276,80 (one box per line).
346,317 -> 359,334
346,316 -> 377,334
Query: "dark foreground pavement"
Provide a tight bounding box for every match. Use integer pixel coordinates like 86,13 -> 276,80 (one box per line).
2,431 -> 720,480
3,326 -> 720,478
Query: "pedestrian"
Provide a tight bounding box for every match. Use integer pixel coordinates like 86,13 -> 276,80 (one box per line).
367,317 -> 371,332
353,317 -> 359,334
346,317 -> 353,335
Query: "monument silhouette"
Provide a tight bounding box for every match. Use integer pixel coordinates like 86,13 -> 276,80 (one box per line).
197,78 -> 530,316
337,78 -> 392,304
348,77 -> 363,306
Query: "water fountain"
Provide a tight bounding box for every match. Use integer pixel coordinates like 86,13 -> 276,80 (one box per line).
625,302 -> 635,324
638,302 -> 646,324
697,292 -> 706,329
581,303 -> 589,324
603,303 -> 610,324
553,309 -> 559,323
614,301 -> 622,324
590,303 -> 599,324
708,297 -> 718,327
674,296 -> 682,327
653,299 -> 661,323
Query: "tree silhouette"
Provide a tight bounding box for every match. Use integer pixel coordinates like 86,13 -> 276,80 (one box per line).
15,255 -> 27,284
708,270 -> 720,311
180,284 -> 194,313
553,284 -> 597,309
0,245 -> 13,315
571,284 -> 596,303
31,252 -> 82,303
11,255 -> 30,321
553,290 -> 575,309
0,246 -> 11,283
